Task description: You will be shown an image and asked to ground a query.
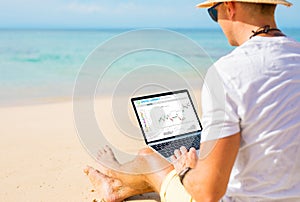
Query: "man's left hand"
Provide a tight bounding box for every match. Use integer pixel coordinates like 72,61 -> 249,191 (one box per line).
171,146 -> 198,174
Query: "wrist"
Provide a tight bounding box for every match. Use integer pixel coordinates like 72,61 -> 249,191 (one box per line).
178,167 -> 192,185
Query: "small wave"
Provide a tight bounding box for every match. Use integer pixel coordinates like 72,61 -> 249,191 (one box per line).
11,53 -> 76,64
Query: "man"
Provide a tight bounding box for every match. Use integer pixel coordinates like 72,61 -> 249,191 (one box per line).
84,0 -> 300,201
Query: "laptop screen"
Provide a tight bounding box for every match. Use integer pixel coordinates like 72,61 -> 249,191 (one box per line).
131,90 -> 202,143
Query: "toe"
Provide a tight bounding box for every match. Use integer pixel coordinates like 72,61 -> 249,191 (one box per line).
84,166 -> 92,175
85,166 -> 101,176
105,145 -> 114,155
98,149 -> 104,156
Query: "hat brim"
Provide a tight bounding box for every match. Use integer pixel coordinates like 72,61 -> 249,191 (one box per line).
196,0 -> 292,8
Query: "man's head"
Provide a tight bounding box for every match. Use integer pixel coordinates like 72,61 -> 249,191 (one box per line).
197,0 -> 292,46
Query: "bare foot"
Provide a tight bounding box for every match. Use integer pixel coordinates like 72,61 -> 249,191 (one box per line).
96,145 -> 121,175
84,166 -> 142,202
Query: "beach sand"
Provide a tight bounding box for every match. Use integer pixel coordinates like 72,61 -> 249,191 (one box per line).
0,91 -> 201,201
0,99 -> 161,202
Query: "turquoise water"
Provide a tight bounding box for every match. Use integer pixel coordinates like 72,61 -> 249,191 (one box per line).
0,28 -> 299,106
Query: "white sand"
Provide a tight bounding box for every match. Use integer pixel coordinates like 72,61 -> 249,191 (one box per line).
0,90 -> 202,201
0,100 -> 160,202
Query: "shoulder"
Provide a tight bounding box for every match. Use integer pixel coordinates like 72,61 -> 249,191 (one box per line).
211,37 -> 300,83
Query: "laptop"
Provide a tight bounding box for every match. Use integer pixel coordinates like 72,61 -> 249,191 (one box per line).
131,89 -> 202,161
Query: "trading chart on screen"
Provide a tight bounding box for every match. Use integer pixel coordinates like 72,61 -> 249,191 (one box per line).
133,92 -> 201,142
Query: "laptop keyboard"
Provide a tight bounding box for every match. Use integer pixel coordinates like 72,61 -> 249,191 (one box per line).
151,135 -> 200,158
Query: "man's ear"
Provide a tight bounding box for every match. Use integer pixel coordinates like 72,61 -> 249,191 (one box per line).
224,2 -> 236,20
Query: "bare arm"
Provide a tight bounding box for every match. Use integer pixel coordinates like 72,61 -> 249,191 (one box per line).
173,132 -> 240,202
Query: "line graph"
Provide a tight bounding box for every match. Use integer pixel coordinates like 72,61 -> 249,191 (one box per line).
133,92 -> 201,142
156,102 -> 191,125
158,113 -> 184,123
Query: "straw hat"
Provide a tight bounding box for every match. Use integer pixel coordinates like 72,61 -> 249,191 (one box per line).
196,0 -> 293,8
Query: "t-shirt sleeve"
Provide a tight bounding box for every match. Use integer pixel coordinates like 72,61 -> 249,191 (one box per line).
201,65 -> 241,143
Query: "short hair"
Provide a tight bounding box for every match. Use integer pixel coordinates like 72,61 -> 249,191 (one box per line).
240,2 -> 276,15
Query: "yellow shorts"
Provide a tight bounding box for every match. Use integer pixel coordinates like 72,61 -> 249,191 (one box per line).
159,170 -> 195,202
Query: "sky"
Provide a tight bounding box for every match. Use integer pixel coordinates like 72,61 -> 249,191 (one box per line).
0,0 -> 299,29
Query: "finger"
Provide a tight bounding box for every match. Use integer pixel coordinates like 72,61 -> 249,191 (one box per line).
174,149 -> 181,158
170,155 -> 177,163
189,147 -> 196,153
188,151 -> 197,161
188,149 -> 198,168
189,147 -> 198,158
180,146 -> 188,154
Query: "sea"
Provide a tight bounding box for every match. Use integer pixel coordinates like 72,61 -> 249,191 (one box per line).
1,28 -> 299,106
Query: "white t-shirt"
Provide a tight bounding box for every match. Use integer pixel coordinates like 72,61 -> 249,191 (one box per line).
201,36 -> 300,201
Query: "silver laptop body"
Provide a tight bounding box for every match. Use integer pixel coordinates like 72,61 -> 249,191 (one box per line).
131,89 -> 202,161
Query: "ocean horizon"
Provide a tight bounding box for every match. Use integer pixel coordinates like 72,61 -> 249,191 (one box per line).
1,28 -> 299,106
